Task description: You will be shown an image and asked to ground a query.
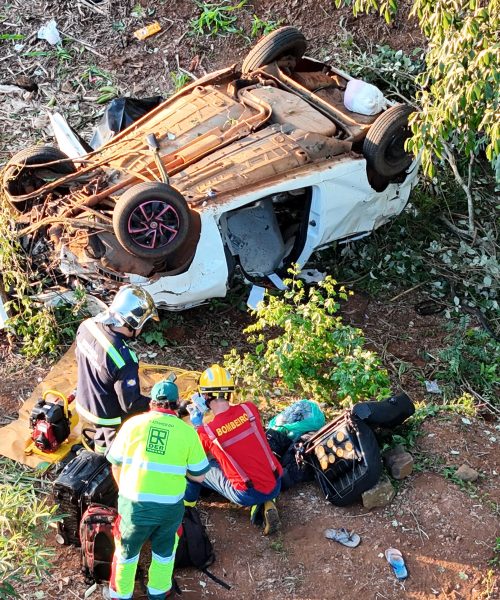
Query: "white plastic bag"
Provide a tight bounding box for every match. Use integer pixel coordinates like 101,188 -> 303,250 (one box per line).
0,295 -> 8,329
37,20 -> 62,45
344,79 -> 388,116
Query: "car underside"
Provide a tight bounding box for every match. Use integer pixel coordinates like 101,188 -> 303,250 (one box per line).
2,27 -> 418,308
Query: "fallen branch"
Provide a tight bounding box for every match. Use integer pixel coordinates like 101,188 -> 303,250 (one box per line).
60,31 -> 106,59
463,382 -> 500,416
389,281 -> 426,302
408,508 -> 429,545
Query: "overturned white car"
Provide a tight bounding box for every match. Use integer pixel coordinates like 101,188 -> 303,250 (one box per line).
2,27 -> 418,309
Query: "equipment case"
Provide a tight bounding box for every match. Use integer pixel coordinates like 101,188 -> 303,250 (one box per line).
303,394 -> 415,506
53,450 -> 118,546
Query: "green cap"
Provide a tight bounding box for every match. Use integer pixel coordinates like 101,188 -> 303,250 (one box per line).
151,380 -> 179,403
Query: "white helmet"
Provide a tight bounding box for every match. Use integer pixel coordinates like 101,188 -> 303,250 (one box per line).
97,284 -> 159,330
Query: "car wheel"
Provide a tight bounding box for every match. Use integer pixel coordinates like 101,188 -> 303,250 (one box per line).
3,146 -> 75,212
112,182 -> 191,260
363,104 -> 414,178
241,26 -> 307,74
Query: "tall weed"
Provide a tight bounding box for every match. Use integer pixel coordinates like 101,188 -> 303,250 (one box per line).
225,267 -> 390,407
0,203 -> 88,357
0,459 -> 60,597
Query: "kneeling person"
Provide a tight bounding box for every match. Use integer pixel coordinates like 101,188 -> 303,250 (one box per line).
185,364 -> 282,535
107,379 -> 209,600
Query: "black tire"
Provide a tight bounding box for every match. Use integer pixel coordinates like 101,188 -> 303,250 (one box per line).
241,26 -> 307,74
363,104 -> 414,178
3,146 -> 75,212
113,182 -> 191,260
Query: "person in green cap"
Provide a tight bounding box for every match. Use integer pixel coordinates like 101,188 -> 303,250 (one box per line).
106,378 -> 210,600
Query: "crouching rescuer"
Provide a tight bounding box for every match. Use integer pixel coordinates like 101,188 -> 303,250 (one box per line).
185,364 -> 283,535
106,378 -> 209,600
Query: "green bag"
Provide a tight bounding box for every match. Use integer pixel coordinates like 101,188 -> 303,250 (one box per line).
268,399 -> 325,441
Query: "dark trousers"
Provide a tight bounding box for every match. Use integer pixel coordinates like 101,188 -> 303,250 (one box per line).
94,425 -> 119,454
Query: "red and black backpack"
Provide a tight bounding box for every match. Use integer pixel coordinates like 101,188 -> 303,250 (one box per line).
79,504 -> 118,583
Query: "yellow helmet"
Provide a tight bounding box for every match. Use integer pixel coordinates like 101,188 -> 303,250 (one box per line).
199,364 -> 235,395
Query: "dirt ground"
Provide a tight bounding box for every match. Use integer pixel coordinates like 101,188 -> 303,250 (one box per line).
0,1 -> 498,599
3,294 -> 499,600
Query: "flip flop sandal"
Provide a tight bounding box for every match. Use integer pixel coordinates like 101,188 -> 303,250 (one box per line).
324,527 -> 361,548
385,547 -> 408,580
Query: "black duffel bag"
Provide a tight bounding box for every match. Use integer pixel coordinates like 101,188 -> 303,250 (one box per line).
53,450 -> 117,546
266,429 -> 315,491
304,412 -> 382,506
351,393 -> 415,428
304,394 -> 415,506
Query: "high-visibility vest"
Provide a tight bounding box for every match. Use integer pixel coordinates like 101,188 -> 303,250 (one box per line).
203,404 -> 280,489
84,319 -> 138,369
107,411 -> 209,504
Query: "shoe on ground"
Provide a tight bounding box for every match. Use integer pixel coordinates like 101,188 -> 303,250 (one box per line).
101,585 -> 111,600
145,588 -> 174,600
250,503 -> 264,527
324,527 -> 361,548
263,500 -> 280,535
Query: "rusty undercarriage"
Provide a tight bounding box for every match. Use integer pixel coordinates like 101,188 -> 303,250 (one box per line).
1,27 -> 417,308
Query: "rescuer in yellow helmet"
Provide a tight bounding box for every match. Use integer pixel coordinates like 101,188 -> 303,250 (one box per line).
185,364 -> 282,535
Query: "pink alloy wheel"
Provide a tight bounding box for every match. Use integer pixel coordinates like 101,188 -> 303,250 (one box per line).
127,199 -> 180,250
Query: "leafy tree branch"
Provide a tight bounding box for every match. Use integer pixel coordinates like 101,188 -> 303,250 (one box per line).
336,0 -> 500,235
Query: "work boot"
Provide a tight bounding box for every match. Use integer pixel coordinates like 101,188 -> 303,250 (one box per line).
145,582 -> 176,599
250,503 -> 264,527
262,500 -> 280,535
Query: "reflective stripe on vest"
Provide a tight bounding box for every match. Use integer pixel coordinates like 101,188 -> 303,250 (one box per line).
119,490 -> 185,504
107,412 -> 208,504
75,401 -> 122,426
121,457 -> 187,475
203,404 -> 279,488
84,320 -> 126,369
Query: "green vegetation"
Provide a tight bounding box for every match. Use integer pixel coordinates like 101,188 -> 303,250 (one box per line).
171,70 -> 192,91
334,41 -> 425,101
142,322 -> 170,349
389,394 -> 476,450
22,44 -> 73,66
225,267 -> 391,407
336,0 -> 500,235
441,465 -> 478,490
0,33 -> 25,40
0,459 -> 60,598
332,182 -> 499,406
0,205 -> 89,357
435,318 -> 499,405
190,0 -> 247,36
249,15 -> 282,38
96,84 -> 120,104
131,3 -> 155,18
490,537 -> 500,567
80,66 -> 120,103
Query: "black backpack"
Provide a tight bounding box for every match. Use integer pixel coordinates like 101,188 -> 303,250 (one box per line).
175,506 -> 230,590
79,503 -> 118,584
175,506 -> 214,569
